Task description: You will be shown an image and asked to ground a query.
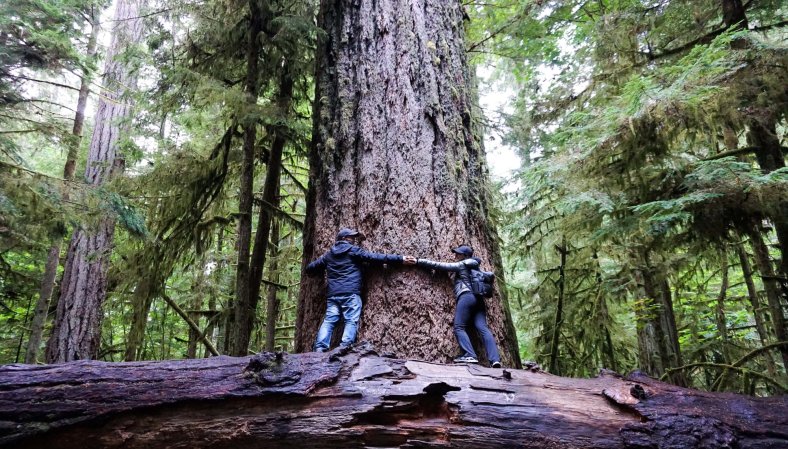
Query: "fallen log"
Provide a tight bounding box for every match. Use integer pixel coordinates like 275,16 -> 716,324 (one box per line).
0,343 -> 785,448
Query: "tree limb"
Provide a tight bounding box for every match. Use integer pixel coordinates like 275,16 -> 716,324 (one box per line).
160,292 -> 219,357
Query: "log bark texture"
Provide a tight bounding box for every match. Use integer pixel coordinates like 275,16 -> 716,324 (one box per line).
1,343 -> 785,449
298,0 -> 519,367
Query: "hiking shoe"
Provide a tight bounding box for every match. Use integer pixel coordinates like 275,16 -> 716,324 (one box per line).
453,355 -> 479,364
491,361 -> 502,368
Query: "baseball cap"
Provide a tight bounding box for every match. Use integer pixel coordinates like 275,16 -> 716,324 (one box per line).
452,245 -> 474,257
336,228 -> 364,240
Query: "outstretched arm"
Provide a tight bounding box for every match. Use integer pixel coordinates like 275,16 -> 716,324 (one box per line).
305,254 -> 327,276
417,258 -> 479,272
351,247 -> 405,265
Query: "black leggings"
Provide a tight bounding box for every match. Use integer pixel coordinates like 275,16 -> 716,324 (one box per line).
454,292 -> 500,362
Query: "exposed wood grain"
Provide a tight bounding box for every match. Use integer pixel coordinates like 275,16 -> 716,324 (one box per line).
1,343 -> 785,448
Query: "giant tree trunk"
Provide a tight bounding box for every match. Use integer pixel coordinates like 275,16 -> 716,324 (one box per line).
297,0 -> 520,367
44,0 -> 144,363
1,343 -> 786,449
24,9 -> 101,364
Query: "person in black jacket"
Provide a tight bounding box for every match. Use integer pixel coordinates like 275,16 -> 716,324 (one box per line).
305,228 -> 416,352
417,245 -> 502,367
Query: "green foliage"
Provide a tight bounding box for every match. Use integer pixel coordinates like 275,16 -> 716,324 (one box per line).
0,0 -> 102,158
102,190 -> 149,238
96,0 -> 317,359
472,0 -> 788,393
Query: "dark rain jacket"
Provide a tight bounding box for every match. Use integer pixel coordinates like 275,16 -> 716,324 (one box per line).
417,257 -> 481,298
305,240 -> 403,297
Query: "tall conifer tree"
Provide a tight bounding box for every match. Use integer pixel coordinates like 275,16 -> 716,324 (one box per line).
46,0 -> 145,362
296,0 -> 520,366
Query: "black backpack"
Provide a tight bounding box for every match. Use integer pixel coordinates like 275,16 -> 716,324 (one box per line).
469,268 -> 495,298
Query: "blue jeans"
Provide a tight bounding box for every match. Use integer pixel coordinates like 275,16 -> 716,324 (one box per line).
314,293 -> 362,351
454,291 -> 501,362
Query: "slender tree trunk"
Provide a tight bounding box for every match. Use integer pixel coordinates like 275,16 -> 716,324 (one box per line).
65,6 -> 100,178
187,258 -> 207,358
205,307 -> 218,357
296,0 -> 520,367
238,71 -> 293,355
635,254 -> 685,386
45,0 -> 144,363
124,271 -> 163,361
597,288 -> 617,373
549,239 -> 567,375
747,115 -> 788,279
24,10 -> 100,365
15,297 -> 33,362
722,0 -> 749,48
603,324 -> 616,371
658,279 -> 685,385
206,228 -> 224,356
737,244 -> 774,345
715,253 -> 731,363
722,0 -> 748,29
747,226 -> 788,368
24,245 -> 61,363
230,0 -> 266,357
264,220 -> 281,351
592,250 -> 617,372
636,269 -> 665,378
736,243 -> 779,382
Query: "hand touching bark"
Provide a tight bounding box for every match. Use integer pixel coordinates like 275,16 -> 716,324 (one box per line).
403,255 -> 417,265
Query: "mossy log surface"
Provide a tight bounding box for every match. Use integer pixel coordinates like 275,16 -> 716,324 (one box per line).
1,343 -> 785,449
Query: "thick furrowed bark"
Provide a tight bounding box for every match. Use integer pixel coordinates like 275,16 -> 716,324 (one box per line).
1,343 -> 785,449
298,0 -> 519,367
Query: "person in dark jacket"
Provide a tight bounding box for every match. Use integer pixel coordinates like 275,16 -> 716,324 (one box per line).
417,245 -> 502,367
305,228 -> 416,352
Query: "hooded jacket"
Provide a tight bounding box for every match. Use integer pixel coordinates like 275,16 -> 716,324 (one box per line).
305,240 -> 404,297
417,256 -> 481,298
